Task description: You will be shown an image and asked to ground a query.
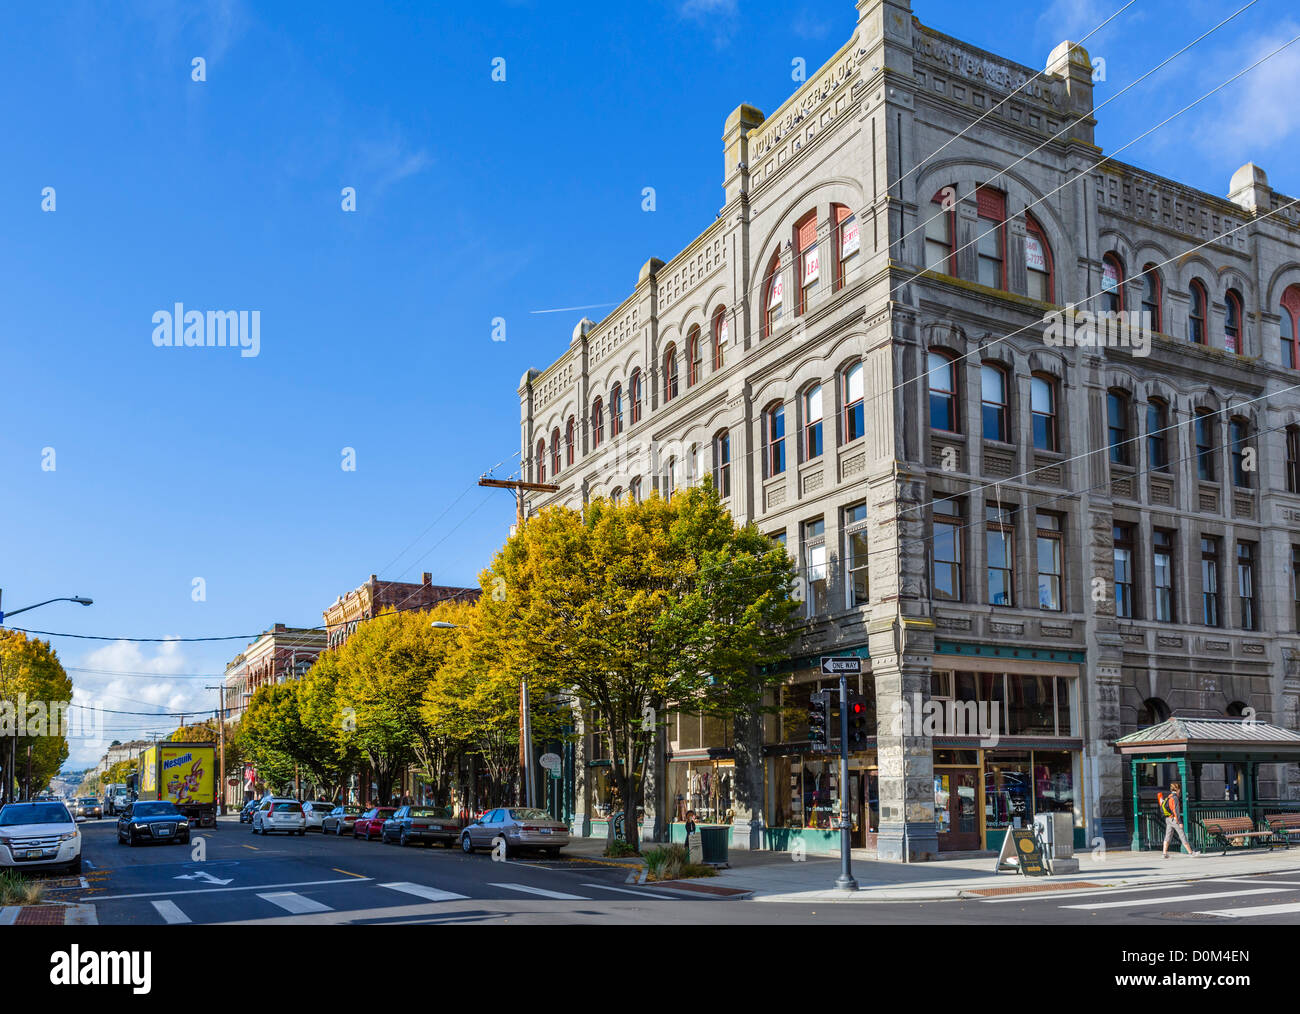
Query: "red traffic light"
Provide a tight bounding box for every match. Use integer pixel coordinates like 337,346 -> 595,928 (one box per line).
851,702 -> 864,714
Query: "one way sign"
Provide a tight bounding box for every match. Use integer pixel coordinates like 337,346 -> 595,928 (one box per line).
820,656 -> 862,676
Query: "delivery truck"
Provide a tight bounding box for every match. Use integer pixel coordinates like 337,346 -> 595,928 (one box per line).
137,742 -> 218,828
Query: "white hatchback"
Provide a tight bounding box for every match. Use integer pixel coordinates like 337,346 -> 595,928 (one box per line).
0,801 -> 83,874
252,798 -> 306,836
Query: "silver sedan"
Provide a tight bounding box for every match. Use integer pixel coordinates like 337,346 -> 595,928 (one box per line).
459,807 -> 569,857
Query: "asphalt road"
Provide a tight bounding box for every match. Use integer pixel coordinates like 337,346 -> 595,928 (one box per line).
52,820 -> 1300,925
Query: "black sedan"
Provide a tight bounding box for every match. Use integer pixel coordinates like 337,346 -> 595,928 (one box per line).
380,804 -> 465,847
238,799 -> 260,824
117,801 -> 191,846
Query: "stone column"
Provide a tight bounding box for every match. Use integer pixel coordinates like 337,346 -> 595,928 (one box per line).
570,703 -> 591,838
730,700 -> 766,850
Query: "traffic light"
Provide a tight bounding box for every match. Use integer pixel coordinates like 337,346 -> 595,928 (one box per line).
846,692 -> 869,749
807,691 -> 830,750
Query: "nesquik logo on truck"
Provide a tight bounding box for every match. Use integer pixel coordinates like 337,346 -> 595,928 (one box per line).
163,752 -> 204,805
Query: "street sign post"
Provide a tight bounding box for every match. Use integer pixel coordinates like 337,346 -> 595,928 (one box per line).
822,658 -> 860,892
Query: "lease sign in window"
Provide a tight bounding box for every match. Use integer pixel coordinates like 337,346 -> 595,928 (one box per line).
1025,235 -> 1046,273
841,216 -> 860,257
770,272 -> 783,307
1102,259 -> 1120,294
803,247 -> 820,285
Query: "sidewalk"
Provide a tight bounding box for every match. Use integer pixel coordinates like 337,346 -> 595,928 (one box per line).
699,845 -> 1300,903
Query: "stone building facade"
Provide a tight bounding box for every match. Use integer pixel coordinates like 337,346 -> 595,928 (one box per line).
322,572 -> 479,650
516,0 -> 1300,859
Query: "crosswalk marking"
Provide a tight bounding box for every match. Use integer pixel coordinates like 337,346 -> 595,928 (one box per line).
1204,878 -> 1300,887
151,900 -> 191,924
580,883 -> 680,900
1059,887 -> 1288,911
981,881 -> 1200,904
1196,900 -> 1300,919
488,882 -> 587,900
257,891 -> 333,914
379,882 -> 469,902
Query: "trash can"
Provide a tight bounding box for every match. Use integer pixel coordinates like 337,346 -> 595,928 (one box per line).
698,825 -> 730,864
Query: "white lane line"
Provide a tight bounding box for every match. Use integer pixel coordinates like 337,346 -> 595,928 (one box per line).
580,883 -> 681,900
1196,900 -> 1300,918
489,882 -> 588,900
379,882 -> 469,902
92,877 -> 371,902
1202,878 -> 1300,886
151,900 -> 191,924
1060,887 -> 1289,910
258,891 -> 333,915
980,881 -> 1203,904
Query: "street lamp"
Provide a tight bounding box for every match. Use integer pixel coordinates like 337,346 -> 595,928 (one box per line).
0,590 -> 95,803
430,618 -> 537,808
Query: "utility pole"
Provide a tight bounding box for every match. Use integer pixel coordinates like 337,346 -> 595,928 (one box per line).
206,685 -> 227,815
478,474 -> 557,808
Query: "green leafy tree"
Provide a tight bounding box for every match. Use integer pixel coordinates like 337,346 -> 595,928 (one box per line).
481,482 -> 798,852
0,631 -> 73,801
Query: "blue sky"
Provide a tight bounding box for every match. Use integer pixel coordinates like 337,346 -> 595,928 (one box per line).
1,0 -> 1295,766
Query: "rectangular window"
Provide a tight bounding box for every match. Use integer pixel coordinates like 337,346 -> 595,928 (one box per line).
932,498 -> 963,602
838,208 -> 860,287
1031,376 -> 1056,452
1154,529 -> 1175,623
804,385 -> 824,459
713,433 -> 731,498
844,503 -> 870,608
986,504 -> 1016,607
1237,542 -> 1256,631
767,405 -> 786,476
1195,414 -> 1215,482
1293,546 -> 1300,632
924,204 -> 952,274
1107,392 -> 1129,465
1147,401 -> 1168,471
976,192 -> 1006,289
1201,536 -> 1220,627
1113,524 -> 1135,619
802,519 -> 828,618
1289,429 -> 1300,493
843,364 -> 864,442
1025,231 -> 1051,301
1230,420 -> 1250,488
981,365 -> 1008,442
1036,512 -> 1063,611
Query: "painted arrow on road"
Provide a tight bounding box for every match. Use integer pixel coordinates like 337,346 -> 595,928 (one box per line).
174,871 -> 233,886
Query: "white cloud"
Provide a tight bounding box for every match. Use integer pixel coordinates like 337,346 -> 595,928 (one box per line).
1193,26 -> 1300,158
679,0 -> 738,18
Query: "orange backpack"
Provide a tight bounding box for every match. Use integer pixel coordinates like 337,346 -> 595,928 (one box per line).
1158,792 -> 1173,817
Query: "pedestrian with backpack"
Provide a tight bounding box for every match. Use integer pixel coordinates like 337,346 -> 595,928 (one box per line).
1161,781 -> 1199,858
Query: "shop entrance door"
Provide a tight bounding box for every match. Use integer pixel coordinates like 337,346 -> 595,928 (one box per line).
934,768 -> 980,851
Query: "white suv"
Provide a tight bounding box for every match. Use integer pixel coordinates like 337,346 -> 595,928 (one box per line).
0,801 -> 83,874
252,798 -> 306,836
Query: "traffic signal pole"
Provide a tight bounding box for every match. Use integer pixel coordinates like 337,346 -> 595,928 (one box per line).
835,674 -> 858,891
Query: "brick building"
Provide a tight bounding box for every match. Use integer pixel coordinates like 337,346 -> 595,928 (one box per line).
515,0 -> 1300,859
322,572 -> 479,650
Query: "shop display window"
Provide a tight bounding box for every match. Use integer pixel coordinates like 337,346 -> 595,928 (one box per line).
668,759 -> 734,824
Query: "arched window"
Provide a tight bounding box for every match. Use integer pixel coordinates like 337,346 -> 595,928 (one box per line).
981,362 -> 1009,442
796,212 -> 819,313
664,457 -> 677,499
565,416 -> 575,466
1194,409 -> 1216,481
1281,286 -> 1300,369
804,384 -> 824,460
630,477 -> 642,504
1141,264 -> 1163,332
1147,397 -> 1169,471
1107,389 -> 1130,465
835,204 -> 859,288
765,403 -> 786,476
536,438 -> 547,483
1188,279 -> 1208,344
611,486 -> 623,504
1138,697 -> 1171,726
687,442 -> 702,486
713,430 -> 731,497
975,186 -> 1006,289
663,344 -> 679,403
842,362 -> 864,442
928,350 -> 958,432
712,306 -> 728,371
1230,416 -> 1251,488
1031,374 -> 1058,452
629,370 -> 643,424
1025,213 -> 1053,302
591,397 -> 604,448
924,188 -> 955,275
550,428 -> 562,476
610,384 -> 623,436
764,252 -> 784,336
1225,289 -> 1243,354
1101,253 -> 1124,314
686,326 -> 701,387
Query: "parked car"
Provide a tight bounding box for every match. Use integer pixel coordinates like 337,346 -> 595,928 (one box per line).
0,801 -> 82,874
380,805 -> 464,847
322,805 -> 362,835
460,807 -> 569,857
252,798 -> 306,836
301,801 -> 337,832
75,797 -> 102,821
238,799 -> 261,824
117,800 -> 190,847
352,807 -> 397,840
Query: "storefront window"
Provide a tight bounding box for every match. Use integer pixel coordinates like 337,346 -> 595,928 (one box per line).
1033,750 -> 1074,815
766,752 -> 877,837
984,750 -> 1031,830
1056,676 -> 1074,735
668,759 -> 734,824
1007,674 -> 1056,736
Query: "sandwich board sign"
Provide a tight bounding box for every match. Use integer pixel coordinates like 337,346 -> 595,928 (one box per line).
995,826 -> 1048,876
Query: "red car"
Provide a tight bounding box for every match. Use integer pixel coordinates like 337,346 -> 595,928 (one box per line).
352,807 -> 397,840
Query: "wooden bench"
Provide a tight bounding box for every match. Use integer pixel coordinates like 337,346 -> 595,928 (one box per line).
1266,813 -> 1300,847
1199,816 -> 1280,855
